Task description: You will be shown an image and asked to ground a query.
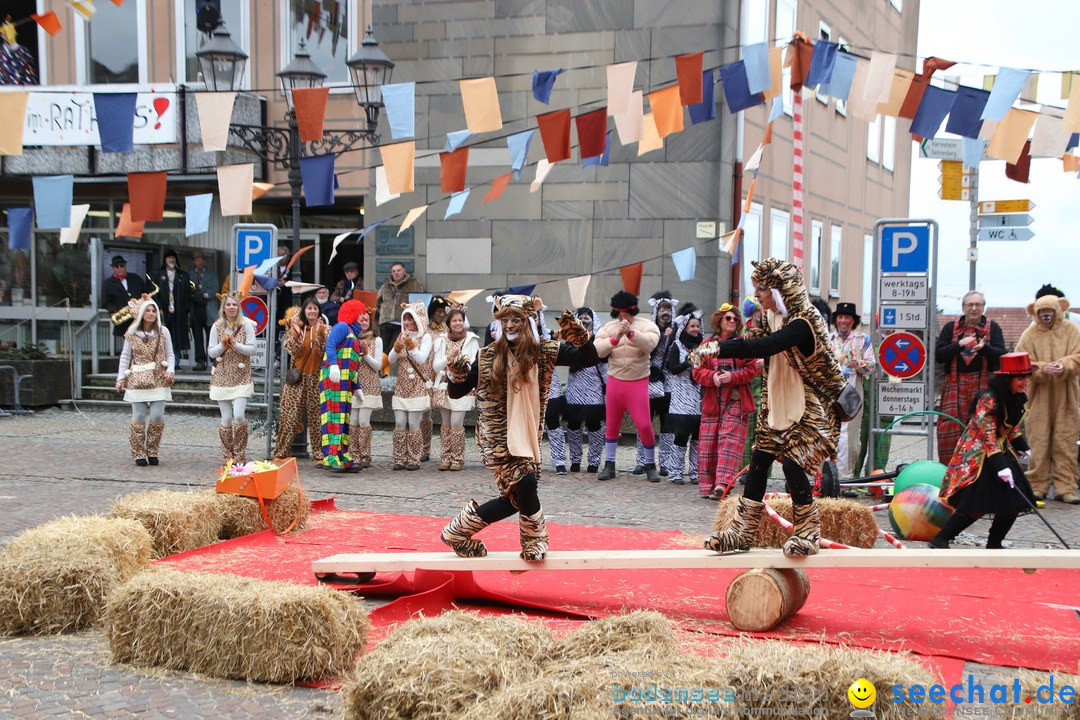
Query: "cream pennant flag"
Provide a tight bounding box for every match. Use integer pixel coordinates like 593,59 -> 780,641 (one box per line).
744,142 -> 764,173
1030,114 -> 1067,158
285,281 -> 324,293
1064,82 -> 1080,134
448,288 -> 484,304
606,61 -> 638,116
196,92 -> 236,152
375,165 -> 400,206
252,182 -> 274,200
59,204 -> 91,245
398,205 -> 428,236
0,91 -> 28,156
217,164 -> 254,216
459,77 -> 503,133
613,90 -> 643,145
719,229 -> 739,256
380,141 -> 415,195
329,228 -> 361,263
638,113 -> 663,156
862,51 -> 897,105
567,275 -> 591,309
530,158 -> 554,192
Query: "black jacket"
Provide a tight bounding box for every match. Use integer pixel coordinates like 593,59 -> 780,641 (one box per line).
102,273 -> 147,337
153,266 -> 192,351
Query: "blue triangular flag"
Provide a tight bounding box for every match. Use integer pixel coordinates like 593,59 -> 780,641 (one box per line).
300,154 -> 335,207
93,93 -> 137,153
507,129 -> 535,179
184,193 -> 213,237
688,69 -> 717,125
409,292 -> 434,307
445,129 -> 471,152
672,247 -> 696,282
768,95 -> 784,123
910,85 -> 956,140
355,219 -> 386,244
945,85 -> 990,139
6,208 -> 32,250
507,283 -> 536,295
962,138 -> 985,168
718,61 -> 763,113
820,51 -> 857,101
381,82 -> 415,139
32,175 -> 73,229
981,67 -> 1031,122
582,131 -> 610,167
743,43 -> 771,95
532,68 -> 563,104
444,189 -> 470,220
805,40 -> 838,89
1067,133 -> 1079,152
255,274 -> 278,292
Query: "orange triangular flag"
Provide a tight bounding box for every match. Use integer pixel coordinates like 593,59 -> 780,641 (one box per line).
1064,154 -> 1079,173
647,86 -> 684,138
285,244 -> 316,271
115,203 -> 145,238
0,91 -> 28,156
252,182 -> 275,200
675,52 -> 704,105
238,266 -> 255,298
482,173 -> 512,204
127,171 -> 167,222
293,87 -> 330,143
620,264 -> 643,296
31,11 -> 61,37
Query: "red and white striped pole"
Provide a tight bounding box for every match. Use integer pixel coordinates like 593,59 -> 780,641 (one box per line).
791,89 -> 805,269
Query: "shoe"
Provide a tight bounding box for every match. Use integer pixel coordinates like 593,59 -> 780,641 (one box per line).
570,463 -> 581,473
328,465 -> 352,474
783,501 -> 821,557
405,463 -> 420,471
1058,493 -> 1080,505
420,454 -> 430,463
632,465 -> 645,475
135,458 -> 148,467
644,463 -> 661,483
597,461 -> 616,481
670,478 -> 685,486
392,463 -> 405,471
660,467 -> 669,477
704,497 -> 764,553
449,462 -> 463,471
441,501 -> 490,557
439,460 -> 452,471
555,465 -> 567,476
148,457 -> 159,466
586,465 -> 598,473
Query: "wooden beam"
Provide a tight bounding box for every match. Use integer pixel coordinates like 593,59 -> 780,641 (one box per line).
312,548 -> 1080,576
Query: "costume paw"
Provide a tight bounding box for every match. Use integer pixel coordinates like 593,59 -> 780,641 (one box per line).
557,309 -> 589,347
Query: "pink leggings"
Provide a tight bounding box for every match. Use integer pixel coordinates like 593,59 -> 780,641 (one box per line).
604,377 -> 656,445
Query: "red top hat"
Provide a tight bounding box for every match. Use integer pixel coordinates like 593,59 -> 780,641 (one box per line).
996,352 -> 1033,375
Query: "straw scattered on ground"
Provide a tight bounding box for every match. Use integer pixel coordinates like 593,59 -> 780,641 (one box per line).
713,496 -> 880,548
105,567 -> 369,683
0,515 -> 153,635
216,487 -> 310,539
110,490 -> 223,557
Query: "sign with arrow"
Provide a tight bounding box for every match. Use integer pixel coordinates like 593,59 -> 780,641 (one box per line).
978,213 -> 1033,228
977,227 -> 1035,242
979,199 -> 1035,214
878,331 -> 925,379
919,138 -> 988,161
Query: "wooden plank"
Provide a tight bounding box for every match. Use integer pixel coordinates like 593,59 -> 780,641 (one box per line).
311,549 -> 1080,575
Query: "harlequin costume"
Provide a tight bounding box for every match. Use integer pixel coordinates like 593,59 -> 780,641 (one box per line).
704,259 -> 845,557
930,353 -> 1037,548
440,295 -> 599,562
116,298 -> 174,466
273,305 -> 329,462
318,299 -> 366,472
349,306 -> 384,469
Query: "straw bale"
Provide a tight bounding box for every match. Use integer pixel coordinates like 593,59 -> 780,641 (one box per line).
216,487 -> 311,539
105,568 -> 369,683
342,610 -> 554,720
110,490 -> 223,558
0,515 -> 153,635
1005,671 -> 1080,720
712,496 -> 879,548
550,610 -> 679,663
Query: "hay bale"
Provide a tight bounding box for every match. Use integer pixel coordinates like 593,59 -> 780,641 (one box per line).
0,515 -> 153,635
105,568 -> 368,683
217,487 -> 311,539
342,610 -> 554,720
550,610 -> 679,663
1005,671 -> 1080,719
712,496 -> 879,548
110,490 -> 223,558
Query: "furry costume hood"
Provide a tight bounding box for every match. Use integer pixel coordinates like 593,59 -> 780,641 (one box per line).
400,300 -> 429,336
1027,294 -> 1070,331
751,258 -> 815,323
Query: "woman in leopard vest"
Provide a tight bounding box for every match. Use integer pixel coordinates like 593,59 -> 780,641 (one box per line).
209,294 -> 257,465
349,304 -> 383,469
389,301 -> 433,470
432,305 -> 479,471
704,258 -> 845,557
273,298 -> 328,462
115,298 -> 174,466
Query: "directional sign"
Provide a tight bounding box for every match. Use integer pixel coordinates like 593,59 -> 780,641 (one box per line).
878,331 -> 926,379
880,275 -> 929,301
977,227 -> 1035,242
880,225 -> 930,273
880,305 -> 928,329
979,200 -> 1035,214
233,223 -> 278,270
938,160 -> 972,176
878,381 -> 926,415
978,213 -> 1033,228
939,186 -> 970,201
240,295 -> 269,335
919,138 -> 987,161
938,174 -> 972,190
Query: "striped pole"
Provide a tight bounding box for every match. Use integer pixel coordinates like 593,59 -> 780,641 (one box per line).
791,89 -> 804,269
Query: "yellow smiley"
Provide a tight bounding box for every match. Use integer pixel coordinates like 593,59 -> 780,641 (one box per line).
848,678 -> 876,709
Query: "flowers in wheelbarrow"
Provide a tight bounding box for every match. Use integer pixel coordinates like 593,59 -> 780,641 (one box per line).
218,459 -> 282,480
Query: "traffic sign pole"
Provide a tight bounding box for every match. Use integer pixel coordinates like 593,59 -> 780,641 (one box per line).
968,164 -> 979,291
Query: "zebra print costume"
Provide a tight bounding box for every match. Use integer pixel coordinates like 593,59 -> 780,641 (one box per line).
663,312 -> 704,484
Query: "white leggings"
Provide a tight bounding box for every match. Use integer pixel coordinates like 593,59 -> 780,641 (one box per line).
441,407 -> 466,430
394,409 -> 423,431
131,400 -> 165,423
351,407 -> 373,428
218,398 -> 248,426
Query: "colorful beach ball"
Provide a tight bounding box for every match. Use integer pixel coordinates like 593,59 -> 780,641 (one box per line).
893,460 -> 947,495
888,483 -> 954,542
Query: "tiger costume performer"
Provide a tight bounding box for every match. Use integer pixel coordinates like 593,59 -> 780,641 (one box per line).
440,294 -> 599,562
703,258 -> 845,557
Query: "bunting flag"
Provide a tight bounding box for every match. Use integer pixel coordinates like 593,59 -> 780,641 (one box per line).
1064,82 -> 1080,134
862,51 -> 897,104
93,93 -> 137,153
293,87 -> 330,142
507,129 -> 535,179
877,69 -> 914,116
532,69 -> 562,104
909,85 -> 956,140
743,43 -> 771,95
638,113 -> 663,156
567,275 -> 590,309
127,171 -> 168,222
606,61 -> 637,116
944,86 -> 988,139
718,61 -> 763,112
6,208 -> 32,250
116,202 -> 144,238
444,189 -> 470,219
217,163 -> 254,216
536,108 -> 571,163
285,244 -> 316,271
184,193 -> 213,236
460,77 -> 502,133
374,166 -> 399,206
507,283 -> 536,295
196,92 -> 236,152
688,69 -> 717,125
763,47 -> 784,101
805,40 -> 838,89
31,11 -> 62,36
252,182 -> 274,200
648,86 -> 684,138
575,108 -> 607,159
448,288 -> 484,304
285,281 -> 325,294
900,57 -> 956,119
300,154 -> 335,206
530,159 -> 554,192
787,36 -> 814,92
613,90 -> 643,144
440,146 -> 469,193
70,1 -> 96,21
582,132 -> 610,168
988,108 -> 1038,164
620,264 -> 643,296
59,204 -> 90,245
820,51 -> 857,101
237,266 -> 255,298
482,173 -> 512,204
671,247 -> 696,282
380,141 -> 415,195
329,228 -> 361,263
1005,141 -> 1032,183
381,82 -> 416,139
1030,114 -> 1067,158
675,52 -> 704,105
444,129 -> 471,152
409,292 -> 434,307
982,67 -> 1031,121
0,91 -> 28,155
398,205 -> 428,235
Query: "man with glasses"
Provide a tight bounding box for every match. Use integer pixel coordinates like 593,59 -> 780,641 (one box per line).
935,291 -> 1006,464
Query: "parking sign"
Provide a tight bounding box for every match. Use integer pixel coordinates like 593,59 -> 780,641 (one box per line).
880,225 -> 930,273
233,223 -> 277,270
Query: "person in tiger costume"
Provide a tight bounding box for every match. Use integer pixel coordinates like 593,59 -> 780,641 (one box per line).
115,297 -> 174,466
703,259 -> 845,557
440,294 -> 599,562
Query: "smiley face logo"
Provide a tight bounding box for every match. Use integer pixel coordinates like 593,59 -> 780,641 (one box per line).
848,678 -> 876,709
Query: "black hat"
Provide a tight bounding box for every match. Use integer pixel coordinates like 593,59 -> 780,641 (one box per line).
162,247 -> 178,260
1035,284 -> 1064,300
833,301 -> 860,328
343,261 -> 359,271
110,255 -> 127,266
676,302 -> 699,318
192,249 -> 206,260
610,290 -> 639,317
428,296 -> 450,315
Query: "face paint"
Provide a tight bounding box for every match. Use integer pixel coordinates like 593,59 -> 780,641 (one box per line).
500,314 -> 526,339
1038,309 -> 1055,327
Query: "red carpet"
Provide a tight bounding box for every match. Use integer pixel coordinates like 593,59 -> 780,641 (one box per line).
159,503 -> 1080,673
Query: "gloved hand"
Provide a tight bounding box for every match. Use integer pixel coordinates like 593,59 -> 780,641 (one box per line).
328,364 -> 341,384
998,468 -> 1015,488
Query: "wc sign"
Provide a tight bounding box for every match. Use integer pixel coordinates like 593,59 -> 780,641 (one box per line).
880,225 -> 930,273
233,223 -> 278,271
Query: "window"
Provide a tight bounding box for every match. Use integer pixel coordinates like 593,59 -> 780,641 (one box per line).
882,115 -> 896,171
176,0 -> 249,87
76,0 -> 146,84
809,220 -> 823,294
775,0 -> 797,116
769,208 -> 790,260
862,233 -> 873,316
742,203 -> 763,298
830,225 -> 842,297
836,36 -> 849,116
742,0 -> 769,46
816,22 -> 831,105
282,0 -> 358,86
867,113 -> 881,163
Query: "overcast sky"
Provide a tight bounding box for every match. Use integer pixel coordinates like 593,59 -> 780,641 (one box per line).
909,0 -> 1080,312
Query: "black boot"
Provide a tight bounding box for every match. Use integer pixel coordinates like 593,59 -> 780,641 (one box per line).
986,513 -> 1017,549
644,463 -> 661,483
597,461 -> 616,481
928,512 -> 979,549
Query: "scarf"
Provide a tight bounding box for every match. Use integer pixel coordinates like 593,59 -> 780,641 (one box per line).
951,316 -> 989,367
447,327 -> 467,342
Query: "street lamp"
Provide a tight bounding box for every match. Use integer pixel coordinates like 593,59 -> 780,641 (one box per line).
195,22 -> 248,93
348,27 -> 395,134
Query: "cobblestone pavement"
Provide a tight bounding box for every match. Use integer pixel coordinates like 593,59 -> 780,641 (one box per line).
1,408 -> 1077,718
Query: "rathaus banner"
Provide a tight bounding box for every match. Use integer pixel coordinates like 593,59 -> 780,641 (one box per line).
12,86 -> 179,146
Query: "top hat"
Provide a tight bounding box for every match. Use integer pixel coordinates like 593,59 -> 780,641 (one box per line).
996,352 -> 1033,376
833,301 -> 860,327
343,261 -> 359,271
110,255 -> 127,266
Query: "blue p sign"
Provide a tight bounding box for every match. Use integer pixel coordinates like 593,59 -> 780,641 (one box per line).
880,225 -> 930,273
233,224 -> 277,270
